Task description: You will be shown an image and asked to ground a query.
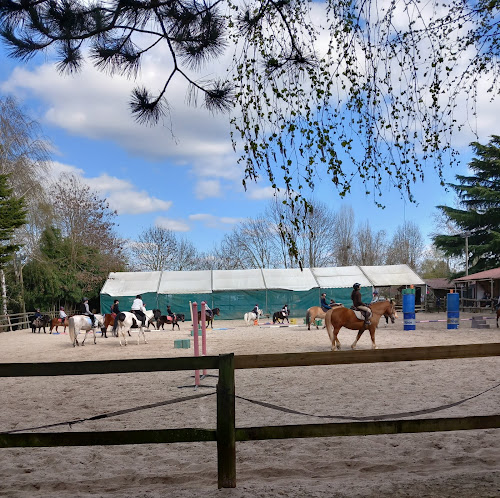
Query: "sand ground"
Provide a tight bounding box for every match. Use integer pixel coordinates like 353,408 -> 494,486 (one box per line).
0,312 -> 499,497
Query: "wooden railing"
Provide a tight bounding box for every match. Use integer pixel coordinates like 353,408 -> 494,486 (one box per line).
1,344 -> 500,488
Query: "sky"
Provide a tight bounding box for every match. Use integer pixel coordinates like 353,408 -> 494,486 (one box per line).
0,7 -> 498,258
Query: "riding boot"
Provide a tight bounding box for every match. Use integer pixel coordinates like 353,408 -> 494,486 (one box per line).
363,312 -> 371,326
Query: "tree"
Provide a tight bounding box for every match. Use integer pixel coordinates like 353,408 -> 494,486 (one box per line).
353,222 -> 387,266
331,206 -> 355,267
385,222 -> 423,270
2,0 -> 497,261
433,136 -> 500,274
0,174 -> 26,314
131,226 -> 201,271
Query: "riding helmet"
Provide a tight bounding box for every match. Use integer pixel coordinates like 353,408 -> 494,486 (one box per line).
353,283 -> 361,289
83,297 -> 89,302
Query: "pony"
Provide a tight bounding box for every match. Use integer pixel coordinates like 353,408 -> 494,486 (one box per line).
197,308 -> 220,329
68,314 -> 104,347
116,312 -> 148,346
49,316 -> 69,334
272,310 -> 289,324
244,309 -> 262,325
324,300 -> 396,351
31,315 -> 51,333
147,309 -> 162,330
155,313 -> 185,331
305,304 -> 343,330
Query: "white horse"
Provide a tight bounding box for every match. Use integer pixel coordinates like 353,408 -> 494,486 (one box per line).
68,314 -> 104,347
116,311 -> 148,346
244,309 -> 263,325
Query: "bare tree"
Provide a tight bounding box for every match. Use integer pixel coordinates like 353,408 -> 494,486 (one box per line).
130,226 -> 178,271
331,206 -> 356,266
353,221 -> 387,266
385,222 -> 424,270
234,218 -> 276,269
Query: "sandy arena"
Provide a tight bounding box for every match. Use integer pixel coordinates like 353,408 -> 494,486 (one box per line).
0,312 -> 499,497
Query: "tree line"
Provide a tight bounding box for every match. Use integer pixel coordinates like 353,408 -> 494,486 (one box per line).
1,96 -> 499,315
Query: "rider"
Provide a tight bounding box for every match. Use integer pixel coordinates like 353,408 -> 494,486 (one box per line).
370,290 -> 380,304
320,293 -> 332,312
131,294 -> 147,327
282,303 -> 289,318
351,283 -> 372,326
252,304 -> 260,317
205,302 -> 213,319
59,306 -> 67,322
111,299 -> 120,334
34,308 -> 42,320
166,305 -> 176,322
80,297 -> 96,327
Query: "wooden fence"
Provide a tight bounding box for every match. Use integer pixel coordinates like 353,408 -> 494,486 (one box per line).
0,309 -> 78,332
0,343 -> 499,488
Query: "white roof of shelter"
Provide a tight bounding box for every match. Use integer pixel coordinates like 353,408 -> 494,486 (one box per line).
100,271 -> 162,295
212,269 -> 265,291
311,266 -> 371,288
262,268 -> 318,291
158,270 -> 212,294
360,264 -> 425,286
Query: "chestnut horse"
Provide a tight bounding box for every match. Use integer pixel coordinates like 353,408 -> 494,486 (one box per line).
49,316 -> 69,334
305,305 -> 343,330
324,299 -> 396,351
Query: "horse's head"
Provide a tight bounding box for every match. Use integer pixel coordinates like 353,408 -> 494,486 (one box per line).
213,308 -> 220,316
385,300 -> 396,323
95,314 -> 105,327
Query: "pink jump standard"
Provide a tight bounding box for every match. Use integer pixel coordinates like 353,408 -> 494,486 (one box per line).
191,301 -> 208,388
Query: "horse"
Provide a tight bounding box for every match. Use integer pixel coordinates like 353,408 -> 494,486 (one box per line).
272,310 -> 289,324
324,300 -> 396,351
197,308 -> 220,329
155,313 -> 185,331
68,314 -> 104,347
116,311 -> 148,346
244,309 -> 262,325
147,309 -> 162,330
49,316 -> 69,334
305,304 -> 343,330
31,315 -> 51,333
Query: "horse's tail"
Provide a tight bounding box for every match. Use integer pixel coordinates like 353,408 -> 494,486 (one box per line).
244,313 -> 249,324
117,312 -> 126,322
68,317 -> 76,344
305,310 -> 311,328
324,310 -> 334,344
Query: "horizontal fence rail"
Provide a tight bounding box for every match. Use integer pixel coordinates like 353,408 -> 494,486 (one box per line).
0,344 -> 499,489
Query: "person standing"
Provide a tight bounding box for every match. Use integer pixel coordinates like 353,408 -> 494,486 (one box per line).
351,283 -> 372,326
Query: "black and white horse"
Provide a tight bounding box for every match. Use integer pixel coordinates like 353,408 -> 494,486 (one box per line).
116,311 -> 148,346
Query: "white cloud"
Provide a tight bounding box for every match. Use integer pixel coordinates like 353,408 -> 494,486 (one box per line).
47,161 -> 172,215
155,216 -> 190,232
246,185 -> 277,200
189,213 -> 244,228
195,179 -> 222,199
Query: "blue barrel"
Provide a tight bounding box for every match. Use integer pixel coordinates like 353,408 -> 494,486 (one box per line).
447,292 -> 459,329
403,293 -> 416,330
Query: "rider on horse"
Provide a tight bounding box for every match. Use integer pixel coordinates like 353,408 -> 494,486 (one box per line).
59,306 -> 67,322
111,299 -> 120,334
351,283 -> 372,326
80,297 -> 96,327
131,295 -> 147,327
320,293 -> 332,312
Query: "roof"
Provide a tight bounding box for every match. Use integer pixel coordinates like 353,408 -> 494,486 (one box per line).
311,266 -> 371,288
100,271 -> 162,295
425,278 -> 455,290
454,267 -> 500,281
158,270 -> 212,294
360,264 -> 425,286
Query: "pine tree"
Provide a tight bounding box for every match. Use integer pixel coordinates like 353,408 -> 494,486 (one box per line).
0,174 -> 26,268
433,136 -> 500,274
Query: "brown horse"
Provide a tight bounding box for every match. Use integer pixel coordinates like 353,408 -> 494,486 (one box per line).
197,307 -> 220,329
305,305 -> 343,330
324,299 -> 396,351
49,316 -> 69,334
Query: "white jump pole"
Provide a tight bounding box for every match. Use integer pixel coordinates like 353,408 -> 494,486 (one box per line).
201,301 -> 207,377
191,301 -> 200,387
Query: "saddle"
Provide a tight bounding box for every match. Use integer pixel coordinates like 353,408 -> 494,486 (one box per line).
350,306 -> 371,322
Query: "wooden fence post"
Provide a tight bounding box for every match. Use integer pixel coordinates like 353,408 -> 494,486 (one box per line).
217,353 -> 236,488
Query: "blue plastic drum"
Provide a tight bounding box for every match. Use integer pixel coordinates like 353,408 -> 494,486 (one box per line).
447,292 -> 459,329
403,293 -> 416,330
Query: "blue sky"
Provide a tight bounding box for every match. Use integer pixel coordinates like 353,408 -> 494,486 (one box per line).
1,15 -> 497,255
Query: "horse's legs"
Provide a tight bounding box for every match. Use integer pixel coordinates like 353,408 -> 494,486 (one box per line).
82,330 -> 88,345
369,325 -> 377,349
93,328 -> 97,344
333,327 -> 341,350
351,327 -> 366,349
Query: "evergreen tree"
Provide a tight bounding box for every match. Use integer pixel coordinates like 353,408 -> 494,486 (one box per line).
433,136 -> 500,274
0,174 -> 26,268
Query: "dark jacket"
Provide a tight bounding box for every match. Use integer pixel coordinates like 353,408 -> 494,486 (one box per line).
351,289 -> 365,308
320,297 -> 331,311
111,303 -> 120,314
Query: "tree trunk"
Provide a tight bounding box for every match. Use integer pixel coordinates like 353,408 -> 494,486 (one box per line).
1,269 -> 7,316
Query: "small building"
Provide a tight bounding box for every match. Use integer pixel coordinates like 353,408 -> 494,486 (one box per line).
454,267 -> 500,311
